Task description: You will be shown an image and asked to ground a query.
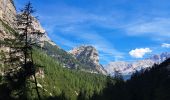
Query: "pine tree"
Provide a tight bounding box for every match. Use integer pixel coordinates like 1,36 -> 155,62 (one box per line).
16,2 -> 44,100
0,1 -> 44,99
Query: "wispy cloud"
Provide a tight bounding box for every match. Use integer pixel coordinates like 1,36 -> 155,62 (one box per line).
35,4 -> 126,64
51,29 -> 124,63
46,18 -> 124,63
125,18 -> 170,39
161,43 -> 170,48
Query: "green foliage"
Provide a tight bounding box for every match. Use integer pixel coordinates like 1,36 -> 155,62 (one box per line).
29,49 -> 108,100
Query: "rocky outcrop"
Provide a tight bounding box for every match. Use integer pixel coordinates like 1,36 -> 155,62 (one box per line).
16,14 -> 55,47
30,16 -> 56,46
69,45 -> 107,74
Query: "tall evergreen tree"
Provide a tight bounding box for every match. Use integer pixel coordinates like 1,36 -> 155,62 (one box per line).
0,1 -> 44,99
16,2 -> 44,100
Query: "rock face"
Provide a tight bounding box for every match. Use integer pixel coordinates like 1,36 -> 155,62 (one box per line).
29,16 -> 56,46
16,14 -> 55,47
0,0 -> 16,75
0,0 -> 16,40
69,46 -> 107,74
105,52 -> 170,77
0,0 -> 16,26
0,20 -> 14,40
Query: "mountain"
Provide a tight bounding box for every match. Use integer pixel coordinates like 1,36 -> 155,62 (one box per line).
69,46 -> 107,74
28,17 -> 107,74
148,52 -> 170,63
43,44 -> 107,74
91,58 -> 170,100
0,0 -> 106,75
105,52 -> 170,77
16,14 -> 107,74
0,1 -> 110,99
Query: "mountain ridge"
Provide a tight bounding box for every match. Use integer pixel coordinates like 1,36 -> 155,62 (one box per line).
105,52 -> 170,77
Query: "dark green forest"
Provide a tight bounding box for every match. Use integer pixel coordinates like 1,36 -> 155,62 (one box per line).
31,49 -> 109,100
89,58 -> 170,100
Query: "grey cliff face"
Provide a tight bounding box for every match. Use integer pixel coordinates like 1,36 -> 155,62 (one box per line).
69,46 -> 107,74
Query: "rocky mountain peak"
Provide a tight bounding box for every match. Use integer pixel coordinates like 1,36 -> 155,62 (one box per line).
70,46 -> 99,65
105,52 -> 170,78
69,45 -> 107,74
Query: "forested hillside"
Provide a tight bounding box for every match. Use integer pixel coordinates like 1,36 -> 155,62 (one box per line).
43,42 -> 87,70
30,49 -> 109,100
90,58 -> 170,100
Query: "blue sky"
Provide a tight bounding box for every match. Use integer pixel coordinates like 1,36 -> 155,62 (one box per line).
14,0 -> 170,65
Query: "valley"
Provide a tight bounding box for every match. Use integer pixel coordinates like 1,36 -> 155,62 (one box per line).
0,0 -> 170,100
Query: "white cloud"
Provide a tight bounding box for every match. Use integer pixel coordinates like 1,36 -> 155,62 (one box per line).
129,48 -> 152,58
162,43 -> 170,48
